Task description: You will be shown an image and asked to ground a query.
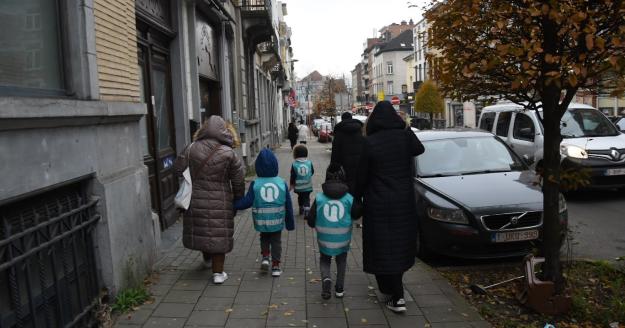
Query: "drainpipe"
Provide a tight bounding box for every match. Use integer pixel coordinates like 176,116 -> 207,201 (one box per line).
220,20 -> 233,122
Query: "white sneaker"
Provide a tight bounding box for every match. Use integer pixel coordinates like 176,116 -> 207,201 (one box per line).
260,257 -> 270,271
386,298 -> 407,313
213,272 -> 228,284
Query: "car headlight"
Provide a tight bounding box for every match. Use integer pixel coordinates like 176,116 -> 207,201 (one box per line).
559,193 -> 567,214
427,207 -> 469,224
560,144 -> 588,159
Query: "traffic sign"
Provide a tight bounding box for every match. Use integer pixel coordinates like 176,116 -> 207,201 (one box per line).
391,96 -> 400,105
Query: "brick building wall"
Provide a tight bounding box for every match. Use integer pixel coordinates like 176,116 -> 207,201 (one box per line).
94,0 -> 140,102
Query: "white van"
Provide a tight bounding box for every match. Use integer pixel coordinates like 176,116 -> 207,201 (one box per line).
479,102 -> 625,189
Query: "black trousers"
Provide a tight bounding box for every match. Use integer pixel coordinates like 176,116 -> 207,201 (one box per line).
260,231 -> 282,262
289,138 -> 297,149
375,273 -> 405,301
296,191 -> 311,208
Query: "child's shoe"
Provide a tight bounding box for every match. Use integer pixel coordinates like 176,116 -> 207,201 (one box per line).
213,272 -> 229,284
335,285 -> 344,298
303,207 -> 310,218
271,261 -> 282,277
321,278 -> 332,300
260,257 -> 270,271
386,298 -> 406,313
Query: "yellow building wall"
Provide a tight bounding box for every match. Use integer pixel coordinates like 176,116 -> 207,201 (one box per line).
93,0 -> 140,102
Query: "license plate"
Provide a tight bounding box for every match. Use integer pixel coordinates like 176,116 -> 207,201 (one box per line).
606,168 -> 625,176
493,230 -> 539,243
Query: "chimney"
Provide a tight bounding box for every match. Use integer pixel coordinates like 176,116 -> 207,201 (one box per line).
409,19 -> 414,25
401,20 -> 407,25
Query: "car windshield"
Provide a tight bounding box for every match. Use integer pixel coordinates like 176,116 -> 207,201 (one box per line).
617,118 -> 625,131
560,108 -> 620,138
416,136 -> 524,177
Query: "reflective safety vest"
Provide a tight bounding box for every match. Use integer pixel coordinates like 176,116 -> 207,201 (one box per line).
252,177 -> 287,232
315,193 -> 353,256
293,160 -> 313,192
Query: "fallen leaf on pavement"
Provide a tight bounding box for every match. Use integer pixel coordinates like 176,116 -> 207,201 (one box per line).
361,318 -> 368,324
225,308 -> 234,313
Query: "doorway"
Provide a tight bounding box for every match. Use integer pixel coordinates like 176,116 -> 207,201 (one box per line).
199,77 -> 222,121
137,26 -> 179,230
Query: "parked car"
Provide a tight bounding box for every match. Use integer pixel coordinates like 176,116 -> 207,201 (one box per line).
317,123 -> 333,143
312,119 -> 325,136
479,102 -> 625,189
412,129 -> 568,259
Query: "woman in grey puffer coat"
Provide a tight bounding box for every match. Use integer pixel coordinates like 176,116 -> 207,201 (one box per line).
174,116 -> 245,284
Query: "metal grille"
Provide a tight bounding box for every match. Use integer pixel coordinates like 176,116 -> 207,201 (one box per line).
480,211 -> 542,231
0,179 -> 101,328
241,0 -> 270,12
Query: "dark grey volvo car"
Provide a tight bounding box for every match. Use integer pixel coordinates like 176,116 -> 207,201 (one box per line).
413,129 -> 568,259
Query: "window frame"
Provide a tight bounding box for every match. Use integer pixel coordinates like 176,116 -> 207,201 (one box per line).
479,112 -> 496,132
495,112 -> 512,137
512,112 -> 536,142
0,0 -> 69,98
387,61 -> 393,75
387,81 -> 393,95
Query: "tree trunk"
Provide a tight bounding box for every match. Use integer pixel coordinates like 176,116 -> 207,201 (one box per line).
541,96 -> 565,293
430,112 -> 434,129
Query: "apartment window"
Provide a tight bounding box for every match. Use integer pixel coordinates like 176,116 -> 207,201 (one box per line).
387,62 -> 393,75
0,0 -> 64,95
387,81 -> 394,95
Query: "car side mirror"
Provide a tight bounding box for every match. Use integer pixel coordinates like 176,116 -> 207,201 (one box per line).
522,154 -> 535,166
519,128 -> 534,139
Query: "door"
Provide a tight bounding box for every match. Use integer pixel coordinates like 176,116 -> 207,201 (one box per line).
138,32 -> 178,230
510,112 -> 537,159
199,77 -> 222,121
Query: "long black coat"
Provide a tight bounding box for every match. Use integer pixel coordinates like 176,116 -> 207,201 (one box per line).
330,119 -> 365,194
356,102 -> 425,275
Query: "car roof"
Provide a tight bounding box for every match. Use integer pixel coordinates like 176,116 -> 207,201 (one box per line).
414,128 -> 495,141
482,102 -> 595,113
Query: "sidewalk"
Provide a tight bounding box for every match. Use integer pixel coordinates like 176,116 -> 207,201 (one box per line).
114,140 -> 490,328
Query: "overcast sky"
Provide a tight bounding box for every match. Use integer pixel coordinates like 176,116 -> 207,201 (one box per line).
283,0 -> 428,82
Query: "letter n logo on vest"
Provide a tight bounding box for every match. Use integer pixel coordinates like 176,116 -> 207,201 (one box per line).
298,165 -> 309,176
323,200 -> 345,222
260,183 -> 280,202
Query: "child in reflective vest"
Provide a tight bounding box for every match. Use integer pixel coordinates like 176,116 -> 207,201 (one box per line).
290,144 -> 314,217
306,163 -> 362,299
235,149 -> 294,277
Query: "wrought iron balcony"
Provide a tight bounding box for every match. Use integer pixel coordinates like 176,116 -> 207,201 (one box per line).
241,0 -> 272,18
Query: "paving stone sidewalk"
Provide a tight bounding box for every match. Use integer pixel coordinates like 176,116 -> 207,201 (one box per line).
114,140 -> 490,328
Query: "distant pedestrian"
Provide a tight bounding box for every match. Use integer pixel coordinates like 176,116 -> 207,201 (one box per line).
306,163 -> 362,299
174,116 -> 245,285
355,101 -> 425,313
290,144 -> 314,216
297,121 -> 310,144
288,122 -> 298,149
234,149 -> 295,277
331,112 -> 365,195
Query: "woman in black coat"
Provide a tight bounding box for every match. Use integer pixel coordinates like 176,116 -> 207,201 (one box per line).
287,122 -> 299,149
330,112 -> 365,195
356,101 -> 425,313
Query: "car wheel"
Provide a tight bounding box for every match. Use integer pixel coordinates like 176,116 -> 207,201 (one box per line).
416,228 -> 431,260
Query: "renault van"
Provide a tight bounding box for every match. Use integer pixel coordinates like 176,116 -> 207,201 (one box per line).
479,102 -> 625,189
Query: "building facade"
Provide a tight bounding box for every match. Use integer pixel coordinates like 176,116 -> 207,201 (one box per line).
371,29 -> 413,103
0,0 -> 293,325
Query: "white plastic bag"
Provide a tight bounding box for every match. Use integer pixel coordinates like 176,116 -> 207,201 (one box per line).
174,167 -> 192,210
174,143 -> 194,210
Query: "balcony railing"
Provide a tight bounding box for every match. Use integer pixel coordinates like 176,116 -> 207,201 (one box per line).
241,0 -> 271,14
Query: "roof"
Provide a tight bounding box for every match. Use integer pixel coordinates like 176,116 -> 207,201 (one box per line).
482,102 -> 596,113
403,53 -> 415,61
375,29 -> 414,55
301,70 -> 324,82
414,128 -> 495,141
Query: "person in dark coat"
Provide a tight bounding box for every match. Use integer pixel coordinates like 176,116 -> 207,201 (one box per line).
288,122 -> 299,149
355,101 -> 425,313
331,112 -> 365,195
173,116 -> 246,284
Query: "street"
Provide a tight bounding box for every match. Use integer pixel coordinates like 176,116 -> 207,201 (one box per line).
567,190 -> 625,261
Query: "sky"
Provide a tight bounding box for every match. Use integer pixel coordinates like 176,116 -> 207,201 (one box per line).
283,0 -> 428,82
